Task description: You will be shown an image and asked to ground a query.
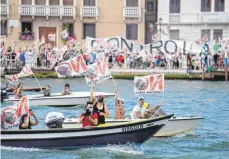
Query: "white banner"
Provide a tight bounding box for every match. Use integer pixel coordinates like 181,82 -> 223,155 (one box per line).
86,36 -> 229,60
1,96 -> 30,130
19,65 -> 34,77
83,57 -> 112,85
134,74 -> 164,94
55,54 -> 87,78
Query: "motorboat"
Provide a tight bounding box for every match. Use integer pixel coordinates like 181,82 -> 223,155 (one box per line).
3,92 -> 114,106
63,115 -> 203,137
1,114 -> 173,149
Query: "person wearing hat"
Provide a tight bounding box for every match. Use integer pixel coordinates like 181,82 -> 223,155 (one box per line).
62,83 -> 72,95
42,85 -> 51,97
132,97 -> 145,119
114,89 -> 125,119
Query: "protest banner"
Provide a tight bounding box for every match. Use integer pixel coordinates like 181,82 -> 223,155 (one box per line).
134,74 -> 164,94
1,96 -> 29,130
55,54 -> 87,78
84,57 -> 112,85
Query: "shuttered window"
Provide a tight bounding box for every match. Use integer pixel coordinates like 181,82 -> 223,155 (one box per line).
126,24 -> 138,40
83,0 -> 96,6
83,24 -> 96,39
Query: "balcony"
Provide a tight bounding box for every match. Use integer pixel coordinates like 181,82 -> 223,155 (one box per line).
80,6 -> 98,21
200,12 -> 229,23
123,7 -> 141,22
19,5 -> 75,20
0,4 -> 9,18
160,12 -> 229,24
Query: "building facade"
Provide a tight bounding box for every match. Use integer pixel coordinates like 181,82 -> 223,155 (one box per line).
158,0 -> 229,41
1,0 -> 160,49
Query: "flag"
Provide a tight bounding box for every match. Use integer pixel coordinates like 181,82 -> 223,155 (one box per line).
5,74 -> 20,83
48,34 -> 56,42
19,65 -> 34,77
134,74 -> 164,94
39,36 -> 45,47
55,54 -> 87,78
152,32 -> 160,41
84,57 -> 112,85
61,29 -> 69,40
1,96 -> 30,130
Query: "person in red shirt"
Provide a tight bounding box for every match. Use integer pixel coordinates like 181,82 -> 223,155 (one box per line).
78,101 -> 98,127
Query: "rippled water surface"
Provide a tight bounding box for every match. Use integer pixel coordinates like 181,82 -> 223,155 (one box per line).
1,78 -> 229,159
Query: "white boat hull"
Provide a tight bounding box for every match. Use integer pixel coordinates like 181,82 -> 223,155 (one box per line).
62,116 -> 203,137
154,116 -> 203,137
4,92 -> 114,106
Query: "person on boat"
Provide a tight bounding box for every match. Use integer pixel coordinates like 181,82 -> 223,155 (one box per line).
13,82 -> 23,99
93,95 -> 109,125
78,101 -> 98,127
142,101 -> 164,119
131,97 -> 145,119
114,89 -> 125,119
19,109 -> 39,129
90,84 -> 96,105
42,85 -> 51,97
62,83 -> 72,95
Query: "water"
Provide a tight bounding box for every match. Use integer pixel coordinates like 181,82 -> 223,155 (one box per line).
1,78 -> 229,159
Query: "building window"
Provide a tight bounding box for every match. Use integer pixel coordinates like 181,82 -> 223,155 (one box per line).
201,0 -> 211,12
35,0 -> 45,5
126,0 -> 138,7
21,0 -> 31,4
147,1 -> 154,11
21,22 -> 32,33
126,24 -> 138,40
215,0 -> 224,12
201,30 -> 210,42
83,23 -> 95,39
83,0 -> 95,6
63,0 -> 73,5
213,29 -> 223,40
170,0 -> 180,13
20,22 -> 34,40
169,30 -> 179,40
1,0 -> 7,4
1,20 -> 7,36
50,0 -> 59,5
68,23 -> 74,35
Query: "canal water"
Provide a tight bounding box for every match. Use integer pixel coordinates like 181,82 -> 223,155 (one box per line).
1,78 -> 229,159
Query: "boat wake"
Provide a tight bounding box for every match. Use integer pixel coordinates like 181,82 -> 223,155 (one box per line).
96,143 -> 144,155
1,146 -> 45,152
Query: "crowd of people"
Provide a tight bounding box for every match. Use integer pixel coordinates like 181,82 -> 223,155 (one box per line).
1,42 -> 229,73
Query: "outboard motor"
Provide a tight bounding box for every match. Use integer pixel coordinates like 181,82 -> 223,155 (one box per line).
1,85 -> 9,102
45,112 -> 65,129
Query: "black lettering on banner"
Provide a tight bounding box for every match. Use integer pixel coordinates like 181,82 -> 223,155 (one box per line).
164,40 -> 177,54
121,37 -> 133,52
183,41 -> 186,55
91,39 -> 99,48
204,44 -> 210,53
122,125 -> 144,132
107,38 -> 120,48
150,40 -> 163,53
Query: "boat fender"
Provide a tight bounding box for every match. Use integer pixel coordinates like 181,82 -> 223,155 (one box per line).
45,112 -> 65,129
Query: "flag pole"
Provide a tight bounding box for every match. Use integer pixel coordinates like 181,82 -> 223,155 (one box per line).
33,74 -> 43,93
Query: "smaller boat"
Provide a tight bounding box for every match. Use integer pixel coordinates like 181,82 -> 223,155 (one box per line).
1,114 -> 174,149
63,115 -> 203,137
3,92 -> 114,106
8,87 -> 46,92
